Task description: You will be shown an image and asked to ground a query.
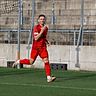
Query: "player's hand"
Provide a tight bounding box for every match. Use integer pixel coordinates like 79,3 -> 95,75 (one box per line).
41,25 -> 48,31
44,24 -> 49,29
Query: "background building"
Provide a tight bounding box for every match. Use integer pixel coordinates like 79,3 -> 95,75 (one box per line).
0,0 -> 96,71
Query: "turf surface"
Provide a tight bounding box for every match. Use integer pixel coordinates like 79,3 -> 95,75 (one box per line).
0,67 -> 96,96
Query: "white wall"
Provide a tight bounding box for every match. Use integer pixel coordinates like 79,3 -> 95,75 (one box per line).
0,44 -> 96,71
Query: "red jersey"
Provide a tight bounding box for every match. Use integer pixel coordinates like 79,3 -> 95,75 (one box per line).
32,24 -> 48,48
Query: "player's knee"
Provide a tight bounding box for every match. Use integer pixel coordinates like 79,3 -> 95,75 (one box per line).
30,59 -> 34,64
43,58 -> 49,63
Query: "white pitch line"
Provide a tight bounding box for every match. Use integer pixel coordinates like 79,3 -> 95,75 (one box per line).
0,82 -> 96,91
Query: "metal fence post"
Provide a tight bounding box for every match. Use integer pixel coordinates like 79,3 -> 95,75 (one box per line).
75,0 -> 84,68
17,0 -> 23,69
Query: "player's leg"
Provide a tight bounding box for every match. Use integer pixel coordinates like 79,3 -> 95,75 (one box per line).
12,58 -> 34,68
43,58 -> 51,76
12,48 -> 38,67
43,58 -> 56,82
39,47 -> 56,82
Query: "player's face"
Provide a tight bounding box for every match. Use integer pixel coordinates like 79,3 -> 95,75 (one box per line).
38,16 -> 46,26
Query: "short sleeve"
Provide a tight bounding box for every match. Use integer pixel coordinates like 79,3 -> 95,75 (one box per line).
33,26 -> 39,39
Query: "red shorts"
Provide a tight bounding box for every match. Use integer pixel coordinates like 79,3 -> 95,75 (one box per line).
30,47 -> 48,60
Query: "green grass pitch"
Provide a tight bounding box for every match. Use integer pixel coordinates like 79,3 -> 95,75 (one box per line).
0,67 -> 96,96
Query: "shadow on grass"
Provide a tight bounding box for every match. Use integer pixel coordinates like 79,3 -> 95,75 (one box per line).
0,68 -> 43,77
56,72 -> 96,82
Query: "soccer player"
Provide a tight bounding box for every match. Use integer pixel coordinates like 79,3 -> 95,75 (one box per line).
12,14 -> 56,83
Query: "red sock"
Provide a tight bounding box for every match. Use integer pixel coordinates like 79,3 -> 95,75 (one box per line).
44,62 -> 51,76
20,59 -> 30,65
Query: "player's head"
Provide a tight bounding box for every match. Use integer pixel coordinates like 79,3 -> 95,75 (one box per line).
37,14 -> 46,26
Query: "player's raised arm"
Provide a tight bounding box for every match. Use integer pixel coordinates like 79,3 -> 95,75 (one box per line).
34,25 -> 47,41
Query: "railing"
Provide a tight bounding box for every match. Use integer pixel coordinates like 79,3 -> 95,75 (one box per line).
0,0 -> 96,46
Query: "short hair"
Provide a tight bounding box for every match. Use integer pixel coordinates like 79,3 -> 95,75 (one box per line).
38,14 -> 46,20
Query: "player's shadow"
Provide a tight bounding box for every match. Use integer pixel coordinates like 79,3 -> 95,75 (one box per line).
0,69 -> 41,77
0,70 -> 31,77
56,73 -> 96,82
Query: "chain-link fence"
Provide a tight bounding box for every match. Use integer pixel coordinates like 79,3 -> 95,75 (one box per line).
0,0 -> 96,45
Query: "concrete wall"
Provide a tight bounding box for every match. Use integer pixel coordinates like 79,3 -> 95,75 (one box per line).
0,44 -> 96,71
